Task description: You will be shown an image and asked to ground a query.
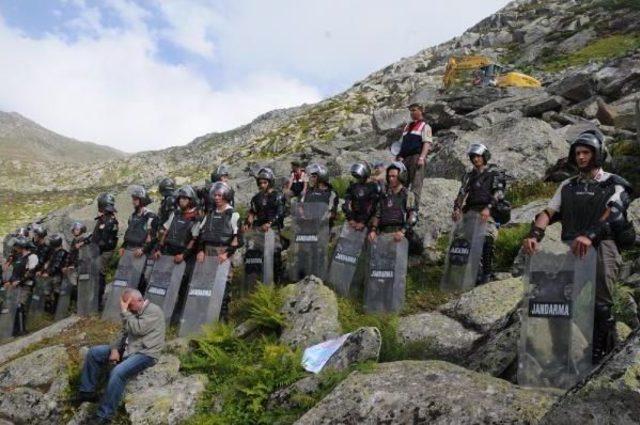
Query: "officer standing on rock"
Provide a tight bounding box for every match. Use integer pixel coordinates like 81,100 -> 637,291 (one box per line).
245,167 -> 286,283
522,129 -> 636,363
343,161 -> 380,231
92,193 -> 119,310
395,103 -> 433,207
452,143 -> 510,285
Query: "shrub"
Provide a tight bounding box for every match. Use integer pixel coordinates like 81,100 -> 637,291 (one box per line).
495,224 -> 530,271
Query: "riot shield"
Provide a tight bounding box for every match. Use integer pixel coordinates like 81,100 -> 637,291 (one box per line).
54,274 -> 73,321
102,250 -> 147,323
145,255 -> 186,324
289,201 -> 330,281
178,255 -> 230,337
143,257 -> 155,287
364,233 -> 409,314
0,286 -> 18,340
77,243 -> 100,316
440,211 -> 487,293
517,245 -> 597,389
243,229 -> 275,292
28,276 -> 49,317
327,224 -> 367,298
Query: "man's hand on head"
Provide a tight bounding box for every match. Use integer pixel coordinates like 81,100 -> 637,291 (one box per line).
120,295 -> 132,314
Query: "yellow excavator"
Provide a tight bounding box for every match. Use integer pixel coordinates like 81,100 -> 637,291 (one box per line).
443,56 -> 541,89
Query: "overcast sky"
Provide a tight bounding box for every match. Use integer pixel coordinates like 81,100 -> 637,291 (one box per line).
0,0 -> 510,153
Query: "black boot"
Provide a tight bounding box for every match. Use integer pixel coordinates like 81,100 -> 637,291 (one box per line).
220,280 -> 231,323
14,304 -> 27,336
477,237 -> 495,285
593,303 -> 616,364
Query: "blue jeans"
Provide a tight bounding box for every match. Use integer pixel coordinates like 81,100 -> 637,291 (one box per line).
79,345 -> 156,419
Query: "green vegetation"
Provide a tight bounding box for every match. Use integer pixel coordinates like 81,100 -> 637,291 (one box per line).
542,33 -> 640,72
609,140 -> 640,157
495,224 -> 530,271
598,0 -> 640,11
506,180 -> 557,208
612,283 -> 638,326
330,176 -> 352,199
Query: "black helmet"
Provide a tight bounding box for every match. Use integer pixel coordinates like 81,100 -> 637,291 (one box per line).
350,162 -> 371,181
568,129 -> 607,168
32,225 -> 47,239
14,236 -> 30,249
386,161 -> 408,185
307,163 -> 329,184
97,192 -> 117,213
158,177 -> 176,197
210,182 -> 233,202
15,227 -> 30,238
49,233 -> 63,248
467,142 -> 491,164
211,164 -> 230,183
129,185 -> 152,206
70,221 -> 87,234
255,167 -> 275,187
176,185 -> 197,203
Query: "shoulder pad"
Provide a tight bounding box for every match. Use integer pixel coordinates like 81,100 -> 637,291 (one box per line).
603,174 -> 633,195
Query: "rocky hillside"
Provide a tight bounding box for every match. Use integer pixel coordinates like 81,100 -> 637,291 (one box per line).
0,111 -> 125,164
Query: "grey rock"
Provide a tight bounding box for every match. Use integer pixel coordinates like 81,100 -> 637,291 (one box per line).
439,277 -> 524,333
510,200 -> 548,224
548,72 -> 596,103
556,28 -> 596,54
66,402 -> 95,425
428,118 -> 566,181
371,108 -> 408,133
280,276 -> 342,349
396,312 -> 482,362
540,330 -> 640,425
424,103 -> 479,131
523,95 -> 564,117
322,327 -> 381,371
611,93 -> 640,130
267,374 -> 321,411
0,345 -> 68,389
470,110 -> 523,128
163,337 -> 191,356
467,319 -> 520,377
125,354 -> 181,396
295,360 -> 556,425
0,387 -> 62,425
125,374 -> 208,425
0,315 -> 80,364
629,198 -> 640,236
416,178 -> 461,252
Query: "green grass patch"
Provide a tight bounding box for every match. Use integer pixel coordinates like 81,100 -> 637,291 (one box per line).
609,140 -> 640,157
495,224 -> 530,271
612,283 -> 638,327
598,0 -> 640,11
506,180 -> 557,208
542,33 -> 640,72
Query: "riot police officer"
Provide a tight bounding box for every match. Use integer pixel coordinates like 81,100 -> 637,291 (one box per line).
368,162 -> 418,242
343,162 -> 381,230
4,237 -> 39,335
92,193 -> 119,310
302,163 -> 339,225
522,129 -> 635,363
452,143 -> 509,285
41,234 -> 68,314
245,168 -> 286,282
157,177 -> 177,226
199,165 -> 236,213
193,182 -> 241,321
31,225 -> 51,275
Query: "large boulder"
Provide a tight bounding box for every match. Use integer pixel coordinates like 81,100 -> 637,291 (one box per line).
610,93 -> 640,131
540,330 -> 640,424
295,360 -> 556,424
280,276 -> 342,349
0,315 -> 80,364
548,72 -> 596,103
467,319 -> 520,378
322,327 -> 381,371
0,345 -> 69,424
510,200 -> 548,224
427,118 -> 566,181
396,312 -> 483,362
371,108 -> 408,134
416,178 -> 460,253
629,198 -> 640,236
125,354 -> 181,396
439,277 -> 524,333
125,374 -> 208,425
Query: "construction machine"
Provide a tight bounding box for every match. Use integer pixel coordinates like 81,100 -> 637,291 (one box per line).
443,55 -> 541,89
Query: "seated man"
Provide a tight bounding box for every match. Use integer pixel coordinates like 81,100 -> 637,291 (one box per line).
74,288 -> 165,424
